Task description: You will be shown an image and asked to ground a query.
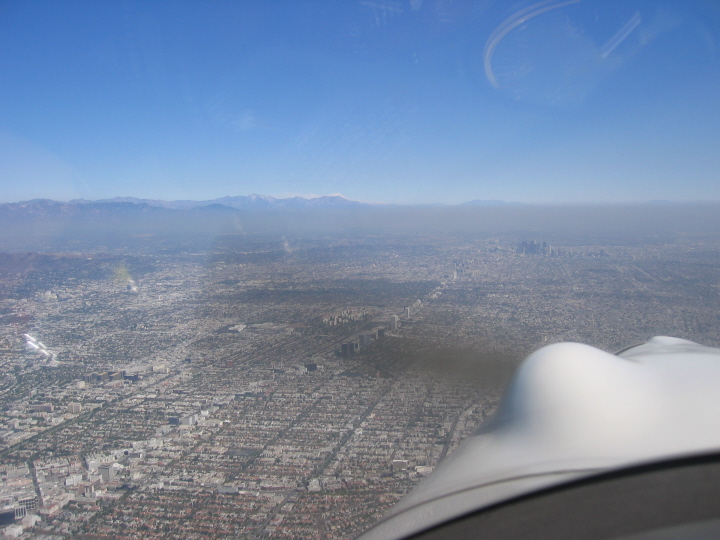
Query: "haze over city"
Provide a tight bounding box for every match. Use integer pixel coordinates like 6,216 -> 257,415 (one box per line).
3,196 -> 720,538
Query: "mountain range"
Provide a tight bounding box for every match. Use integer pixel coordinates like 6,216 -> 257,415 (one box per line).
67,194 -> 366,210
1,195 -> 525,212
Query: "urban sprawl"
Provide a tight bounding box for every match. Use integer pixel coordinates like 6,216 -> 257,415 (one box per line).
1,234 -> 719,538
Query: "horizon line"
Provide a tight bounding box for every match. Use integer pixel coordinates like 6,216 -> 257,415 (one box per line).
3,196 -> 720,207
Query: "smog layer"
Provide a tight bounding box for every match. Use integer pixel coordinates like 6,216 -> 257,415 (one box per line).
1,202 -> 719,538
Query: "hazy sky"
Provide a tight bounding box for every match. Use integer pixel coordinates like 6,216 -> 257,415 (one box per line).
1,0 -> 720,204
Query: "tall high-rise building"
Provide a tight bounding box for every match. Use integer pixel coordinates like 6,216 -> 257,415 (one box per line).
390,315 -> 400,331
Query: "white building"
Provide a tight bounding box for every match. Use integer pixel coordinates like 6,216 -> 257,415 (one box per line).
3,525 -> 22,538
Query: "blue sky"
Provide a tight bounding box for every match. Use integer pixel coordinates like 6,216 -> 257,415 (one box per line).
1,0 -> 720,204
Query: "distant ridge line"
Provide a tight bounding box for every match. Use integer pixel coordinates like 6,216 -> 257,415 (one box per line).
6,196 -> 528,209
65,194 -> 365,210
4,197 -> 709,209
